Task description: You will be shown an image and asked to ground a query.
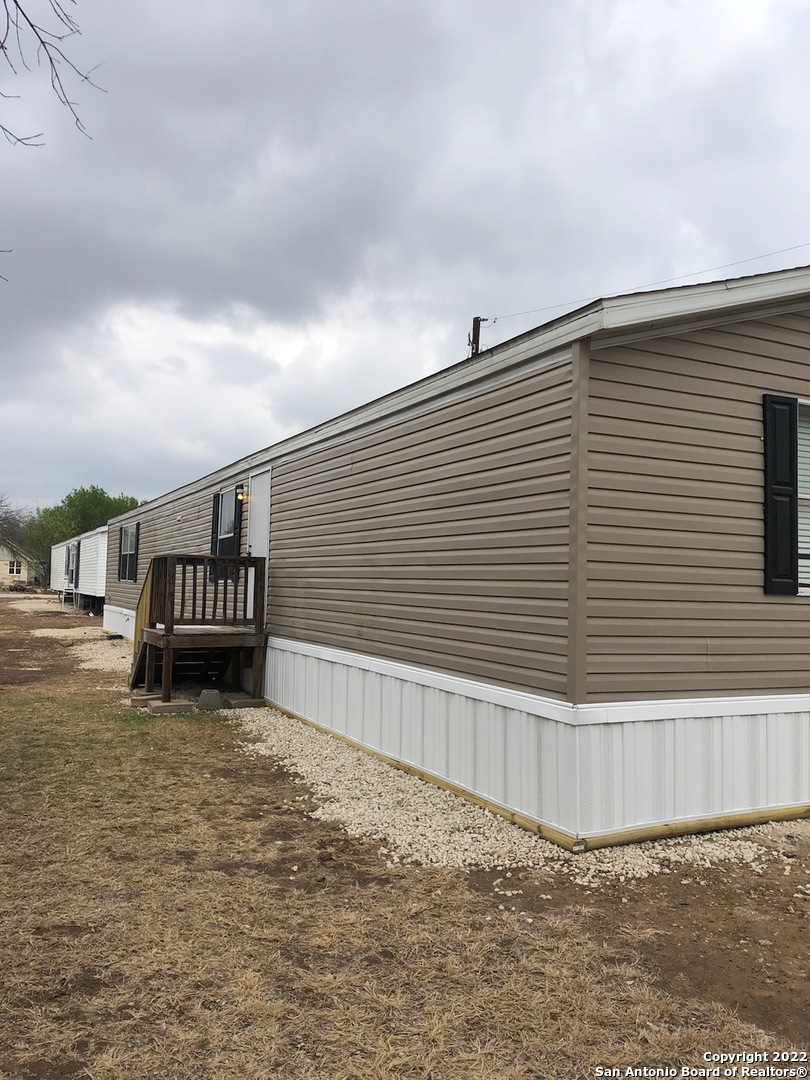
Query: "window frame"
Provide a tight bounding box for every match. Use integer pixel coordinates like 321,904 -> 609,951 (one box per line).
8,559 -> 21,576
797,399 -> 810,593
210,486 -> 244,581
66,543 -> 78,587
762,393 -> 810,596
210,486 -> 243,559
217,488 -> 237,548
118,523 -> 139,583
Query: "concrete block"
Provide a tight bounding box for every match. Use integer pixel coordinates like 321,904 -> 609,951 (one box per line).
147,699 -> 196,714
221,696 -> 266,710
196,689 -> 223,711
130,693 -> 161,709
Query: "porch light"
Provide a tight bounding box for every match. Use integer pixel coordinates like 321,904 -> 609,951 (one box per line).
236,484 -> 247,501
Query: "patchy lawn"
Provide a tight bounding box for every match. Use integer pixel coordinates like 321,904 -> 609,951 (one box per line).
0,595 -> 807,1079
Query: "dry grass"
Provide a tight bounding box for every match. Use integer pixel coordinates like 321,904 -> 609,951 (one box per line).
0,609 -> 793,1078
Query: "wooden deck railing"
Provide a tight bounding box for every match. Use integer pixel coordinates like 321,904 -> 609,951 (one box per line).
134,554 -> 266,650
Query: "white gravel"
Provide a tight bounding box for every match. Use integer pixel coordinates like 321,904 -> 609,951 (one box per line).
30,625 -> 133,673
236,707 -> 808,881
3,595 -> 64,613
31,626 -> 103,641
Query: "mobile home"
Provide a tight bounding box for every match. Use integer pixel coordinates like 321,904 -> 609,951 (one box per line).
104,266 -> 810,848
51,525 -> 108,612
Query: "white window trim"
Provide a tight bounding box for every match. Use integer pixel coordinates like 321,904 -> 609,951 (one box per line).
119,523 -> 138,582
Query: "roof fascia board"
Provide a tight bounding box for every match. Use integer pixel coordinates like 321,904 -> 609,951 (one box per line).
591,294 -> 810,351
598,269 -> 810,334
73,524 -> 109,543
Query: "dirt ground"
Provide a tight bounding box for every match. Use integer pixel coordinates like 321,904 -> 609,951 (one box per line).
0,594 -> 807,1079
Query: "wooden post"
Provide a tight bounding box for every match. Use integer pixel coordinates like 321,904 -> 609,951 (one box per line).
253,559 -> 266,634
470,316 -> 481,356
179,559 -> 187,622
470,316 -> 488,357
165,558 -> 176,634
201,558 -> 208,622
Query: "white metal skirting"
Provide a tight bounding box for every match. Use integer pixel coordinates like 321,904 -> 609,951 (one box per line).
265,637 -> 810,841
103,604 -> 135,638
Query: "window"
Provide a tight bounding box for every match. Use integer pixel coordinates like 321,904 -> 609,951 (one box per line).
799,404 -> 810,589
8,560 -> 21,576
762,394 -> 810,594
119,523 -> 139,582
217,489 -> 237,551
210,486 -> 243,558
210,486 -> 244,581
66,543 -> 78,587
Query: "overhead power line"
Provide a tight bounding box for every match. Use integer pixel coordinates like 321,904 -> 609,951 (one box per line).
486,240 -> 810,327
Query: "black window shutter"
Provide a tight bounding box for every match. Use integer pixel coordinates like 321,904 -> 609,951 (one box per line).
74,542 -> 81,589
763,394 -> 798,594
118,527 -> 124,581
211,493 -> 221,555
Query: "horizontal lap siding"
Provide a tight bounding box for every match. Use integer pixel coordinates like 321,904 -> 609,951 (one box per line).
104,475 -> 250,610
77,532 -> 107,597
587,312 -> 810,699
269,361 -> 573,698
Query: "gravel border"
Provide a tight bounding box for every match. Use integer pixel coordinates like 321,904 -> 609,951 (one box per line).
236,707 -> 809,882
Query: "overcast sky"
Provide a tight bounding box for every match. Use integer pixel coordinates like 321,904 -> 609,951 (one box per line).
2,0 -> 808,509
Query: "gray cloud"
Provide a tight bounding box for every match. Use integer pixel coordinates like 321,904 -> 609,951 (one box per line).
3,0 -> 810,507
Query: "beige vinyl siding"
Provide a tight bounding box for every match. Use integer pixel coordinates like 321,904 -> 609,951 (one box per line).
105,476 -> 250,611
269,361 -> 573,698
586,310 -> 810,699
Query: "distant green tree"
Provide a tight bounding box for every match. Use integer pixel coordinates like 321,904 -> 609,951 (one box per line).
57,485 -> 140,536
23,486 -> 141,583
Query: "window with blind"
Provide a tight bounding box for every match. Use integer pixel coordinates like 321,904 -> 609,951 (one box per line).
210,487 -> 244,580
118,523 -> 139,582
799,404 -> 810,590
762,394 -> 810,594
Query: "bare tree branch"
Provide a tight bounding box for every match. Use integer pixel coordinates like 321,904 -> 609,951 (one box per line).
0,492 -> 30,557
1,0 -> 104,145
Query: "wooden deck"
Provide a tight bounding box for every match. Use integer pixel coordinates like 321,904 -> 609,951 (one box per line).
131,555 -> 267,702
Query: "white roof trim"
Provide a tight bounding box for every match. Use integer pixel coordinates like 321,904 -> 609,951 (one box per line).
597,264 -> 810,332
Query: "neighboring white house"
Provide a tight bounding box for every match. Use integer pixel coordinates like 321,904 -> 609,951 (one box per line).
50,526 -> 108,612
